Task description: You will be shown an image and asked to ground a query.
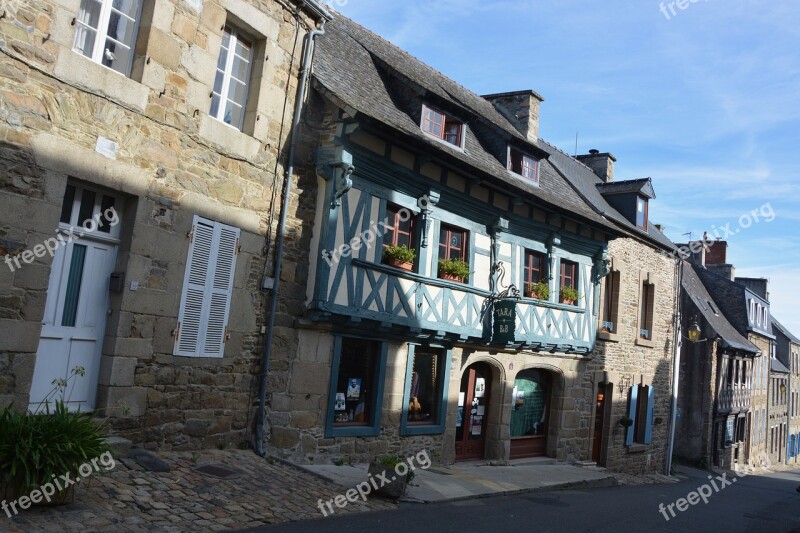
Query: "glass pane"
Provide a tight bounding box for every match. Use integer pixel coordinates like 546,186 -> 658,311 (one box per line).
216,45 -> 229,71
213,70 -> 224,95
98,195 -> 116,233
105,9 -> 137,47
221,28 -> 231,49
334,339 -> 378,426
73,25 -> 98,57
511,370 -> 548,437
61,245 -> 87,327
77,0 -> 103,30
209,94 -> 221,118
60,184 -> 76,224
449,232 -> 462,249
223,100 -> 244,129
231,53 -> 249,83
227,78 -> 248,107
78,188 -> 96,228
102,37 -> 133,74
112,0 -> 140,18
235,35 -> 252,59
408,351 -> 440,425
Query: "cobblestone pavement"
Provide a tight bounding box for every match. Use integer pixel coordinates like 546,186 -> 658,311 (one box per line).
2,450 -> 397,532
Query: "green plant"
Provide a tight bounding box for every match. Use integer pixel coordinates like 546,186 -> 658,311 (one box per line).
619,416 -> 634,428
438,258 -> 470,280
376,455 -> 414,483
382,244 -> 416,263
0,401 -> 109,501
526,281 -> 550,300
560,285 -> 580,302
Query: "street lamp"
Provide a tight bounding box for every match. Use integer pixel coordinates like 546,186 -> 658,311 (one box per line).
780,383 -> 787,394
686,316 -> 707,343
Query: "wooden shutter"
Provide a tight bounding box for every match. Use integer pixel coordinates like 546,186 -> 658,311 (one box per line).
625,386 -> 637,446
174,216 -> 239,358
644,385 -> 655,445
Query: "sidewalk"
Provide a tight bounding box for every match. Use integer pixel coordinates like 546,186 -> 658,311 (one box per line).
300,457 -> 619,504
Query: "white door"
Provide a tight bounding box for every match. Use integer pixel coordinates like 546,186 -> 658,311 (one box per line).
29,238 -> 118,412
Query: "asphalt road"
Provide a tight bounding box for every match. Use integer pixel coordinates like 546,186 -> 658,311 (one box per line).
245,466 -> 800,533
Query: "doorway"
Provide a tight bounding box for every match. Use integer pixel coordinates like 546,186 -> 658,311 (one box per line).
455,363 -> 491,461
28,183 -> 122,412
510,369 -> 552,459
592,384 -> 610,464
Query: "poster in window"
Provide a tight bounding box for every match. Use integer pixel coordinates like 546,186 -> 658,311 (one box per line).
471,423 -> 482,436
334,393 -> 346,411
475,378 -> 485,398
347,378 -> 361,399
456,406 -> 463,427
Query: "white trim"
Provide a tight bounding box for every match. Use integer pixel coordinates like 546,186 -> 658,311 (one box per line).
211,25 -> 254,131
420,104 -> 466,151
72,0 -> 143,76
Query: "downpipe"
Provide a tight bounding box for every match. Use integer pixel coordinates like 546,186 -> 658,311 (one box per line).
665,258 -> 684,475
254,21 -> 327,457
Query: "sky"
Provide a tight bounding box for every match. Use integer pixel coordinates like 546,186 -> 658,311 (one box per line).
332,0 -> 800,336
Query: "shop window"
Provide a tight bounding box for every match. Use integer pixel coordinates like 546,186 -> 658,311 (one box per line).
325,337 -> 388,437
401,346 -> 451,435
626,384 -> 654,446
510,369 -> 550,438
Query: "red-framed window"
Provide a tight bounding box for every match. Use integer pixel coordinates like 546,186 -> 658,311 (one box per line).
438,224 -> 467,261
383,204 -> 414,248
509,148 -> 539,186
560,260 -> 578,290
523,250 -> 546,286
422,105 -> 463,147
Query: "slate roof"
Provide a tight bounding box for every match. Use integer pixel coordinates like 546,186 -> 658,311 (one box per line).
771,316 -> 800,344
541,141 -> 675,251
681,262 -> 759,353
596,178 -> 656,199
771,359 -> 790,374
313,16 -> 634,235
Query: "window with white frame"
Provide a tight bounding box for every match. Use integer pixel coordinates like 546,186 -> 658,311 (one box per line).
210,25 -> 254,131
73,0 -> 143,75
174,216 -> 240,358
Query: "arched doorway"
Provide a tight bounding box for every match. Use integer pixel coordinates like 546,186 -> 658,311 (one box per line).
510,369 -> 552,459
455,363 -> 492,461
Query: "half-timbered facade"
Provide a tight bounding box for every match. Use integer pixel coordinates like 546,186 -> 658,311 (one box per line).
265,15 -> 679,473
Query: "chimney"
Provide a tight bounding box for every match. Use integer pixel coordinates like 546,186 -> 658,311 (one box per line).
482,90 -> 544,144
705,240 -> 728,265
735,277 -> 769,301
576,149 -> 616,182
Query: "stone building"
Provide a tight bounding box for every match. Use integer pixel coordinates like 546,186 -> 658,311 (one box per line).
0,0 -> 331,449
771,318 -> 800,465
674,260 -> 759,470
264,15 -> 679,475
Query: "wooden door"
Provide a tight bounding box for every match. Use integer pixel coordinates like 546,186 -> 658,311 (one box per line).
455,364 -> 491,461
592,386 -> 608,464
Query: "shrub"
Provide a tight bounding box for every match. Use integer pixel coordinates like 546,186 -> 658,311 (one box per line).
527,281 -> 550,300
383,244 -> 416,263
438,259 -> 470,280
560,285 -> 580,302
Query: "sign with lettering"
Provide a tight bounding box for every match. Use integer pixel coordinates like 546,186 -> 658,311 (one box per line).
492,299 -> 516,345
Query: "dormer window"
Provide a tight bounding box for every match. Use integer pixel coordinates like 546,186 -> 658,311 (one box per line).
508,148 -> 540,187
421,105 -> 463,147
636,196 -> 648,229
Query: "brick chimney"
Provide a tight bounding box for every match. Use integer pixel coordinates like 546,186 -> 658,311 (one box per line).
576,149 -> 616,183
482,90 -> 544,144
705,240 -> 728,265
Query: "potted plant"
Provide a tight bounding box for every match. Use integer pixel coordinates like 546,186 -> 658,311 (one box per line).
437,258 -> 470,283
0,367 -> 111,506
559,285 -> 580,305
382,244 -> 416,271
618,416 -> 634,428
367,455 -> 414,499
524,281 -> 550,300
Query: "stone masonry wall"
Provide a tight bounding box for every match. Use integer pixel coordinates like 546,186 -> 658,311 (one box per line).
0,0 -> 319,450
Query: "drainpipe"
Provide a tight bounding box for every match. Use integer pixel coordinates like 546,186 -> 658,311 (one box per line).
665,258 -> 684,475
254,18 -> 327,457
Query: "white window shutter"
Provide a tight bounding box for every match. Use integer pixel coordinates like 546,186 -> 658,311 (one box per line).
174,216 -> 239,358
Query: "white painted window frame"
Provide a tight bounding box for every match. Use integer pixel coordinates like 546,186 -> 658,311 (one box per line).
73,0 -> 143,77
211,25 -> 254,132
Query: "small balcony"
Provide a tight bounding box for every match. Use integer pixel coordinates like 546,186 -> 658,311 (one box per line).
717,387 -> 751,414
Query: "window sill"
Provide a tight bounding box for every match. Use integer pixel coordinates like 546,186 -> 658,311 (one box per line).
54,49 -> 150,113
199,114 -> 262,160
627,443 -> 652,453
325,425 -> 381,438
400,423 -> 445,437
598,331 -> 620,343
636,337 -> 655,348
420,130 -> 466,152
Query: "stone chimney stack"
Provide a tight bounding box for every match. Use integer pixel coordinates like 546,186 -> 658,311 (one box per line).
482,90 -> 544,144
735,277 -> 770,302
576,149 -> 616,183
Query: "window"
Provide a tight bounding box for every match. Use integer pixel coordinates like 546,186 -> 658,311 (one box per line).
210,26 -> 254,131
401,346 -> 451,435
639,281 -> 655,341
600,271 -> 620,334
509,148 -> 540,186
560,260 -> 578,290
636,196 -> 648,229
73,0 -> 143,75
626,384 -> 654,446
326,337 -> 388,437
438,224 -> 467,262
383,204 -> 415,248
523,250 -> 546,291
421,105 -> 463,147
174,216 -> 240,358
59,183 -> 122,238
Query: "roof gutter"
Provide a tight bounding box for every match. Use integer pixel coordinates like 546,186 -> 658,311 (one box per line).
254,18 -> 327,457
299,0 -> 334,21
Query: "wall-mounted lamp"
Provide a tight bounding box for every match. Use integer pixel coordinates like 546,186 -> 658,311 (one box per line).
780,383 -> 787,394
686,316 -> 708,343
618,374 -> 632,394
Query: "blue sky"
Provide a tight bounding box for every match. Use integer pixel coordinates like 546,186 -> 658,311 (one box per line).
334,0 -> 800,336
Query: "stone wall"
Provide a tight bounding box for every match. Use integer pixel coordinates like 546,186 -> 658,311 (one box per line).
0,0 -> 319,449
